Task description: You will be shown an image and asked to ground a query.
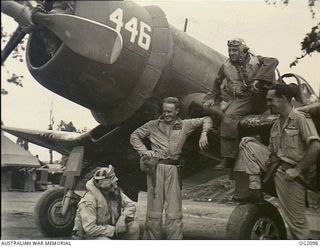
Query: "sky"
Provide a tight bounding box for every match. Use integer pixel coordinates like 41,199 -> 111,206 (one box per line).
1,0 -> 320,161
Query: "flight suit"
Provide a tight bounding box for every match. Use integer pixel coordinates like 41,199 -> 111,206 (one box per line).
130,117 -> 212,239
203,54 -> 278,159
73,178 -> 140,240
234,108 -> 320,239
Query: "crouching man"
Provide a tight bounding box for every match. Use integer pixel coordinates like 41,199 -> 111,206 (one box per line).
72,165 -> 140,240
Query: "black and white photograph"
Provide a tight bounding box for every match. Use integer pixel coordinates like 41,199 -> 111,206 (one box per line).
1,0 -> 320,244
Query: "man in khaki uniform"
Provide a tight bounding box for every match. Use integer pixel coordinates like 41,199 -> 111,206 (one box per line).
72,165 -> 140,240
233,84 -> 320,239
130,97 -> 212,239
203,38 -> 279,169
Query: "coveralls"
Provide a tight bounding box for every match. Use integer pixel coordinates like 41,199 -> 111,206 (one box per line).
130,117 -> 212,239
234,108 -> 320,239
203,54 -> 278,159
73,178 -> 140,240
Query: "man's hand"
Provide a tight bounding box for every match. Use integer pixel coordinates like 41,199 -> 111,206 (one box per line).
144,150 -> 156,158
285,167 -> 302,181
220,101 -> 230,111
251,80 -> 261,92
203,99 -> 215,111
199,132 -> 209,151
115,216 -> 127,235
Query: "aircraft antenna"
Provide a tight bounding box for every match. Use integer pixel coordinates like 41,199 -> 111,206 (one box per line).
48,96 -> 54,163
184,18 -> 188,32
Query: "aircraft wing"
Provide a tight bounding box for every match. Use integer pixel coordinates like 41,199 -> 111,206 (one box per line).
1,124 -> 123,161
239,103 -> 320,129
3,102 -> 319,162
1,126 -> 85,155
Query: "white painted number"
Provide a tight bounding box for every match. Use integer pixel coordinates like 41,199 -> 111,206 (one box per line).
125,17 -> 139,43
109,8 -> 123,33
109,8 -> 152,50
138,22 -> 151,50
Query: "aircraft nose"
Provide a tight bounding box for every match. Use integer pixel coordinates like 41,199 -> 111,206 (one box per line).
31,13 -> 123,64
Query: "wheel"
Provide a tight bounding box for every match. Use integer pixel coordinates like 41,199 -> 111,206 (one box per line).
226,201 -> 287,240
34,187 -> 78,237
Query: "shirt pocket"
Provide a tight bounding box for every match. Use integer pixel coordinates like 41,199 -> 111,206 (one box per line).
284,129 -> 300,149
170,129 -> 182,142
169,129 -> 184,152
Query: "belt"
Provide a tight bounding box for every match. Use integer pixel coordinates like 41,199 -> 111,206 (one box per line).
278,161 -> 294,171
158,159 -> 179,166
277,164 -> 319,193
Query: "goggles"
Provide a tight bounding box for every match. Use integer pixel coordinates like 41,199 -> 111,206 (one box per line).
227,39 -> 246,47
94,165 -> 116,181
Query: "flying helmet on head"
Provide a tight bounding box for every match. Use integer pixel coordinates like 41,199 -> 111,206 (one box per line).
227,38 -> 249,53
93,165 -> 117,182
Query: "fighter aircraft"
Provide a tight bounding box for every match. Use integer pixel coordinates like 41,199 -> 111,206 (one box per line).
2,0 -> 319,239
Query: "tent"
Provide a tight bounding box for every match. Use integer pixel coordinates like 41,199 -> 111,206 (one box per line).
1,134 -> 40,168
1,133 -> 40,191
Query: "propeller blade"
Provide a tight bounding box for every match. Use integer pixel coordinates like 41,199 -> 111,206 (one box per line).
33,12 -> 123,64
1,1 -> 33,64
1,1 -> 33,29
2,1 -> 123,64
1,26 -> 26,65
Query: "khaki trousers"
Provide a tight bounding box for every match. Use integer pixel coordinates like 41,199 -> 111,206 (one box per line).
235,138 -> 310,239
143,163 -> 183,240
84,220 -> 140,240
274,172 -> 310,239
220,96 -> 252,158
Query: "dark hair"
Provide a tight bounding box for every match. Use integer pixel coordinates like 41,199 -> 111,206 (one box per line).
162,97 -> 180,109
268,84 -> 297,102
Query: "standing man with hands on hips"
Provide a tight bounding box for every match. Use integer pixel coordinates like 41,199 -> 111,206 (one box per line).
130,96 -> 213,239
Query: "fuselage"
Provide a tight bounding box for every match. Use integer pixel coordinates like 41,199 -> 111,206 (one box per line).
26,0 -> 226,125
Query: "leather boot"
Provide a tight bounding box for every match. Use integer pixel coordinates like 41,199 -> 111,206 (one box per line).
232,189 -> 264,203
214,157 -> 234,170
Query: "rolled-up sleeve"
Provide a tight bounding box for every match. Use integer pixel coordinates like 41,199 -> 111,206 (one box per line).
297,114 -> 320,146
130,121 -> 151,156
185,116 -> 213,134
78,202 -> 115,238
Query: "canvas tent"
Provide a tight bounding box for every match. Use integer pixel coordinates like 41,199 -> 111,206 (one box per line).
1,134 -> 40,167
1,133 -> 40,191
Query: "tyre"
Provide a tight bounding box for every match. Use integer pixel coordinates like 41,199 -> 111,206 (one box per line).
226,201 -> 287,239
34,187 -> 78,237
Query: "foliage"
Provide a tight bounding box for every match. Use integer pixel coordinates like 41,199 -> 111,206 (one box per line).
56,120 -> 88,133
57,120 -> 77,132
290,23 -> 320,67
265,0 -> 320,67
1,24 -> 26,94
1,89 -> 8,95
48,119 -> 87,162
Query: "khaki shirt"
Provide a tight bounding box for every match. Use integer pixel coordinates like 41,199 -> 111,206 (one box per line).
130,117 -> 212,160
269,108 -> 320,166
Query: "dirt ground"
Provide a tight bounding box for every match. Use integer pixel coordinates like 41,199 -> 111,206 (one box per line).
1,190 -> 234,240
1,191 -> 62,240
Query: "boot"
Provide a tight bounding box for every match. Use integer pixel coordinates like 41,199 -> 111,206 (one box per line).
214,157 -> 234,170
232,189 -> 264,203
